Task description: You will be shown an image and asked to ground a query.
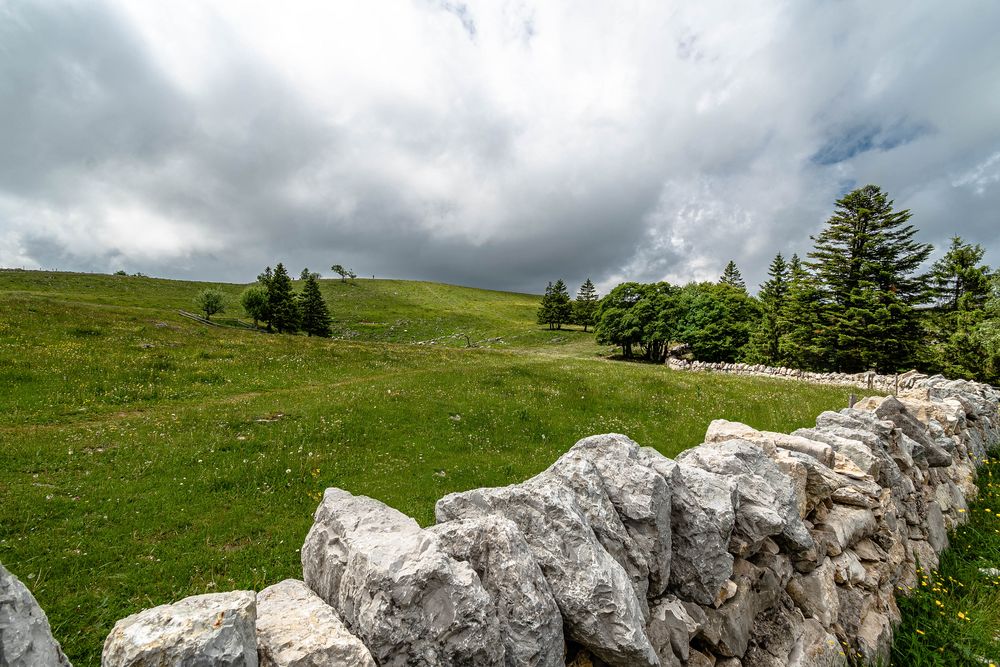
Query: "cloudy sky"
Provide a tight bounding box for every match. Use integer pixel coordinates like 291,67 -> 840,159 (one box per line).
2,1 -> 999,293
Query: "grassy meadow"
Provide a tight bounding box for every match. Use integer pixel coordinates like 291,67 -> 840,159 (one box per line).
2,269 -> 871,664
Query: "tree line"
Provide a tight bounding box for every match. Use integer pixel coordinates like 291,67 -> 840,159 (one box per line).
583,184 -> 1000,383
537,278 -> 600,331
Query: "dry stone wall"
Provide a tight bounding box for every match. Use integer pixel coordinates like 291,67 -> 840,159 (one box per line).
3,375 -> 997,667
666,358 -> 936,395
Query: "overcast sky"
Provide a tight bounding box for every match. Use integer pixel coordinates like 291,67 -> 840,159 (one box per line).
2,1 -> 999,293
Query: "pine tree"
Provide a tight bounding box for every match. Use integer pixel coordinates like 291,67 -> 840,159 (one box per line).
719,260 -> 747,292
574,278 -> 600,332
537,282 -> 555,329
807,185 -> 932,372
777,256 -> 831,370
931,236 -> 991,311
747,253 -> 789,363
299,274 -> 332,337
551,279 -> 572,329
268,263 -> 301,333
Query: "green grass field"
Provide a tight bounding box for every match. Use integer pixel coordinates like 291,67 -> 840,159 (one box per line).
2,269 -> 873,665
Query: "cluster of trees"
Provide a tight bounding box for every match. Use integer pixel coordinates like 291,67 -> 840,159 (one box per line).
239,263 -> 332,336
537,279 -> 600,331
590,184 -> 1000,383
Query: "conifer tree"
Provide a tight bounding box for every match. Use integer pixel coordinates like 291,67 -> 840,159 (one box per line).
267,263 -> 301,333
747,253 -> 789,364
719,260 -> 747,292
550,279 -> 572,329
777,255 -> 830,370
807,185 -> 932,372
931,236 -> 991,311
574,278 -> 600,332
537,281 -> 555,329
299,274 -> 332,337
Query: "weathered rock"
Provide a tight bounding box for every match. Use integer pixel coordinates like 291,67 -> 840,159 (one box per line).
436,479 -> 657,666
856,609 -> 892,664
786,558 -> 839,627
303,488 -> 502,666
706,420 -> 836,466
678,440 -> 813,556
102,591 -> 257,667
701,559 -> 782,658
925,502 -> 949,554
256,579 -> 375,667
815,504 -> 877,551
567,434 -> 673,596
743,595 -> 843,667
646,595 -> 699,664
639,451 -> 738,606
0,563 -> 72,667
428,516 -> 564,667
544,453 -> 651,607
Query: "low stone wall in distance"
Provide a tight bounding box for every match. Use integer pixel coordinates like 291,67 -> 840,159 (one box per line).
666,358 -> 934,395
5,376 -> 997,667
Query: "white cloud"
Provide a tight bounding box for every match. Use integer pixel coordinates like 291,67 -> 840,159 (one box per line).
1,0 -> 999,291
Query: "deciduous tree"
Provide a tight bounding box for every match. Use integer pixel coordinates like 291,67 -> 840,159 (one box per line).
193,289 -> 226,321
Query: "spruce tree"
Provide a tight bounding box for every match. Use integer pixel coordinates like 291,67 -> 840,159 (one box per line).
719,260 -> 747,292
747,253 -> 789,364
299,274 -> 332,337
537,281 -> 556,329
268,263 -> 301,333
574,278 -> 600,332
551,279 -> 573,329
807,185 -> 932,372
931,236 -> 991,311
777,255 -> 831,370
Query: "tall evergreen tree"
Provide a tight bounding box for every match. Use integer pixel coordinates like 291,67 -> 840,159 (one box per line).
268,263 -> 301,333
299,274 -> 332,337
777,256 -> 831,370
747,253 -> 790,364
719,260 -> 747,291
537,281 -> 556,329
807,185 -> 932,372
930,236 -> 991,311
550,280 -> 572,329
574,278 -> 600,332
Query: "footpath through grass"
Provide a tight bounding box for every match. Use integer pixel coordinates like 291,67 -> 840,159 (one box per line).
2,270 -> 864,665
891,458 -> 1000,666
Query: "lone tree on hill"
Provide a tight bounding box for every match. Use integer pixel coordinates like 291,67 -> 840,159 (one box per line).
268,263 -> 301,333
719,260 -> 747,291
193,289 -> 226,321
331,264 -> 356,283
574,278 -> 600,332
537,280 -> 573,330
299,274 -> 332,337
807,184 -> 932,373
240,284 -> 269,328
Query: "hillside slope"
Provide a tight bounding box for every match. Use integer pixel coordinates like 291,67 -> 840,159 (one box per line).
0,269 -> 863,665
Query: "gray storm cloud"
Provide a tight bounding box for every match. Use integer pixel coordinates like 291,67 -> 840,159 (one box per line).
1,0 -> 999,293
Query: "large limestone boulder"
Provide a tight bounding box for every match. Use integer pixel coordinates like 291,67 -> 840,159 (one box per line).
543,450 -> 651,606
707,420 -> 834,466
256,579 -> 375,667
639,450 -> 738,606
436,477 -> 658,667
677,440 -> 813,556
427,516 -> 564,667
0,563 -> 72,667
565,434 -> 673,596
302,488 -> 502,666
102,591 -> 257,667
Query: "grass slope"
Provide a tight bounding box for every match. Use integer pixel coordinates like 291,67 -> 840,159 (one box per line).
1,270 -> 862,665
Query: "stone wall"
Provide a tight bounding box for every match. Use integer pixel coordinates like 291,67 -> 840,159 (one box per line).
4,375 -> 997,667
666,358 -> 936,395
